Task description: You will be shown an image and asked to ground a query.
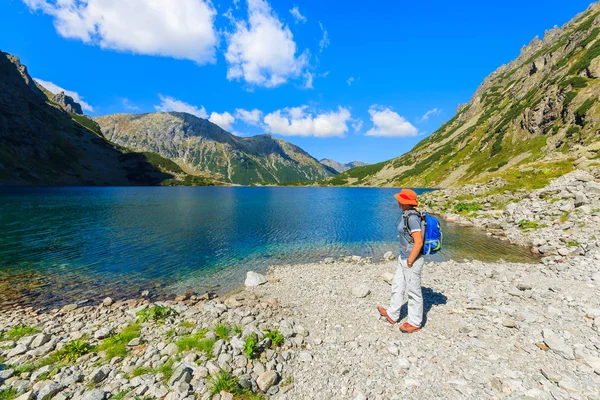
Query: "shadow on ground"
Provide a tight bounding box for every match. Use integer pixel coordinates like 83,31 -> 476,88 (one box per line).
398,286 -> 448,327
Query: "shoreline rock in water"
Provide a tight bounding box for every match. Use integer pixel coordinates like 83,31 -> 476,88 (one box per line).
1,169 -> 600,399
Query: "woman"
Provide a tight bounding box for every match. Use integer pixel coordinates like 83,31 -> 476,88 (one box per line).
377,188 -> 425,333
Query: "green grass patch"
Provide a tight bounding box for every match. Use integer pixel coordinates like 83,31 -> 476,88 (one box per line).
560,212 -> 570,223
179,321 -> 195,329
136,306 -> 178,323
569,39 -> 600,75
517,220 -> 544,231
142,152 -> 183,174
575,98 -> 596,127
566,240 -> 580,247
264,330 -> 284,348
112,391 -> 131,400
563,91 -> 577,111
559,76 -> 587,89
98,324 -> 141,359
156,358 -> 176,382
454,202 -> 483,214
214,324 -> 231,341
485,160 -> 574,196
233,326 -> 243,336
207,371 -> 266,399
13,363 -> 36,374
0,325 -> 40,341
131,367 -> 152,377
175,329 -> 214,356
243,333 -> 259,359
0,388 -> 18,400
54,339 -> 95,364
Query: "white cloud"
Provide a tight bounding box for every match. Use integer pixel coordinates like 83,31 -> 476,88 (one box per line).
303,71 -> 314,89
289,6 -> 306,23
225,0 -> 310,87
263,106 -> 351,138
121,98 -> 139,111
366,106 -> 418,137
154,95 -> 207,118
209,111 -> 235,131
23,0 -> 218,64
318,22 -> 329,52
419,108 -> 441,122
351,118 -> 363,133
34,78 -> 94,112
346,76 -> 355,86
235,108 -> 263,125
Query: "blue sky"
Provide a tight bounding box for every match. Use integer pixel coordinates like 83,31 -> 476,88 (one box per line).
0,0 -> 593,164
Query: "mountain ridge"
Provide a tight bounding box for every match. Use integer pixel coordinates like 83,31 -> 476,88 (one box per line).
326,3 -> 600,189
319,159 -> 367,173
95,112 -> 337,185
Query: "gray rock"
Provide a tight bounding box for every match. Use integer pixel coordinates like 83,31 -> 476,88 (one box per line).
102,297 -> 114,307
298,351 -> 313,362
51,91 -> 83,115
245,271 -> 268,287
162,343 -> 179,356
82,389 -> 108,400
93,327 -> 113,340
383,251 -> 395,261
351,285 -> 370,298
31,333 -> 51,349
543,329 -> 575,360
168,365 -> 193,386
90,366 -> 111,384
256,370 -> 278,392
7,344 -> 27,358
14,392 -> 34,400
37,383 -> 64,400
381,272 -> 394,284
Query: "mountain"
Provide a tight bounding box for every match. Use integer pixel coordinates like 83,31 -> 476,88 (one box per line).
0,51 -> 200,186
327,4 -> 600,188
95,113 -> 337,185
319,159 -> 368,173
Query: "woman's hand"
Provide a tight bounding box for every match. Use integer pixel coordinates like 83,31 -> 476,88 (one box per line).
407,230 -> 423,268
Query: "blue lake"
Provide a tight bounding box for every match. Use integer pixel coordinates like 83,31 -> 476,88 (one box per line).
0,187 -> 536,308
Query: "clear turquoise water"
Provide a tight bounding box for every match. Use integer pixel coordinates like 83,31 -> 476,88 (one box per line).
0,187 -> 536,308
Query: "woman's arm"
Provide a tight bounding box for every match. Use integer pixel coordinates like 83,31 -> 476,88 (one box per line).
407,231 -> 423,267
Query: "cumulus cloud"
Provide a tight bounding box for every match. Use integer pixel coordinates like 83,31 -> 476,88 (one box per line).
235,108 -> 263,125
154,95 -> 207,118
225,0 -> 310,87
366,106 -> 418,137
263,106 -> 351,138
289,6 -> 306,23
34,78 -> 94,112
318,22 -> 329,52
23,0 -> 218,64
209,111 -> 235,131
419,108 -> 441,122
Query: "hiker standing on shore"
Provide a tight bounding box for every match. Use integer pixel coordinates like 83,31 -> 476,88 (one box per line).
378,189 -> 425,333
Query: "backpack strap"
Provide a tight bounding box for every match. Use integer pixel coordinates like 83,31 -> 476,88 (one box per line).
403,209 -> 425,243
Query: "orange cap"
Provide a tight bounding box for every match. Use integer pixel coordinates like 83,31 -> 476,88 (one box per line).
394,189 -> 419,206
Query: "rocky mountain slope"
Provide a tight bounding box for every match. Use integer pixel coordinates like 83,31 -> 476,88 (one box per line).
95,113 -> 337,185
0,51 -> 192,186
328,3 -> 600,188
319,159 -> 367,173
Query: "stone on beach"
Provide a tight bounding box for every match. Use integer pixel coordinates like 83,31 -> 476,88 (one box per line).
244,271 -> 268,287
351,285 -> 370,298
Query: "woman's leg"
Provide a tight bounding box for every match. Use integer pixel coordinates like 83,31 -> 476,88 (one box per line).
406,257 -> 425,327
386,256 -> 408,321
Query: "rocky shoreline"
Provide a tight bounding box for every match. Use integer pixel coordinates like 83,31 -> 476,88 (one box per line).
2,169 -> 600,399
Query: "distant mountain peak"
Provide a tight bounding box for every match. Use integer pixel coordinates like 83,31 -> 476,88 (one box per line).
319,158 -> 368,173
95,112 -> 336,185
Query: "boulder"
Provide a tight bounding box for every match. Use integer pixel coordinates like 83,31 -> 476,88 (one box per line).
381,272 -> 394,284
37,383 -> 64,400
256,370 -> 279,392
245,271 -> 268,287
542,329 -> 575,360
102,297 -> 114,307
82,390 -> 109,400
383,251 -> 395,261
51,91 -> 83,115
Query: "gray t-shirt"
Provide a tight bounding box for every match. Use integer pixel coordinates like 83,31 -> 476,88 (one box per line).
398,211 -> 422,258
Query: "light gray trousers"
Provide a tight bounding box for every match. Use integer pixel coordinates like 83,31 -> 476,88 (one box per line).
386,256 -> 425,327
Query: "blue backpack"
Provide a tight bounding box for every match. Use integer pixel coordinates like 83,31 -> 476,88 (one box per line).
403,210 -> 443,255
